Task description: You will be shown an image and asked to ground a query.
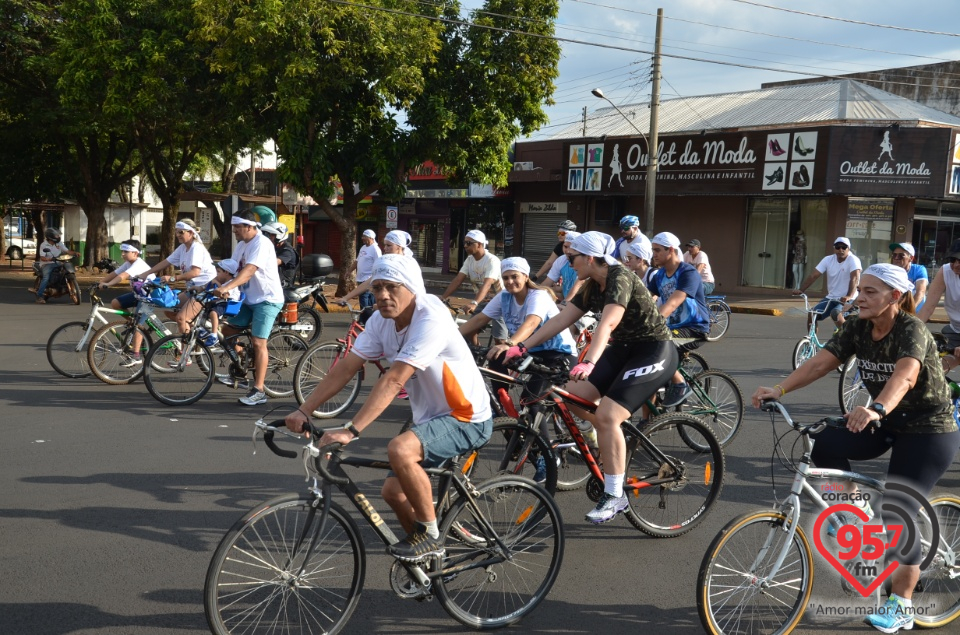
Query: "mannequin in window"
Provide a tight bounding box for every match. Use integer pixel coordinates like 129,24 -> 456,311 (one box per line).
791,230 -> 807,290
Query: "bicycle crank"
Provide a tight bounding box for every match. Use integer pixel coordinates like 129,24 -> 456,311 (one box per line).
389,560 -> 433,601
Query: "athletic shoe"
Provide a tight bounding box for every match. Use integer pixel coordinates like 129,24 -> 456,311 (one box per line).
238,387 -> 267,406
661,383 -> 692,407
35,297 -> 46,304
585,493 -> 629,524
533,455 -> 548,483
167,358 -> 192,369
387,523 -> 445,562
827,499 -> 874,538
216,373 -> 248,390
121,356 -> 143,368
864,594 -> 914,633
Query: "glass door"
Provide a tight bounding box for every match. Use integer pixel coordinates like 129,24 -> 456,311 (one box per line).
743,199 -> 789,287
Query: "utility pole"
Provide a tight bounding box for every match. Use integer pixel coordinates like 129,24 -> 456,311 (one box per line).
582,106 -> 588,137
645,8 -> 663,237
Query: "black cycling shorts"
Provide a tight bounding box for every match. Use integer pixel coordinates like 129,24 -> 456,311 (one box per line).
587,340 -> 678,414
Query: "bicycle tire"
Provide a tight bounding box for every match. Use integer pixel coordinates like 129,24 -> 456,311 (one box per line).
143,334 -> 215,406
913,495 -> 960,628
464,420 -> 558,495
436,474 -> 564,629
262,332 -> 308,398
838,356 -> 871,414
292,305 -> 323,345
680,351 -> 710,377
680,370 -> 744,448
86,320 -> 154,385
706,301 -> 730,342
204,493 -> 366,635
697,509 -> 814,635
623,413 -> 724,538
792,337 -> 816,370
294,341 -> 362,418
46,321 -> 93,378
68,276 -> 81,305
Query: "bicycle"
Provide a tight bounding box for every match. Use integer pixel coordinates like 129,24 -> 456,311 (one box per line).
696,400 -> 960,634
792,293 -> 858,372
142,292 -> 306,405
203,417 -> 565,634
467,354 -> 725,537
45,284 -> 129,378
706,294 -> 732,341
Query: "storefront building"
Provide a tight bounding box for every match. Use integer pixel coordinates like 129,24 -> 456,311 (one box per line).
510,80 -> 960,295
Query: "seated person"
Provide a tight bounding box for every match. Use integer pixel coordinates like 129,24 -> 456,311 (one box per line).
199,259 -> 242,343
543,231 -> 585,305
97,239 -> 155,310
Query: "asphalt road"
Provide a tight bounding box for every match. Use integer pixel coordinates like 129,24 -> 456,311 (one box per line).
2,276 -> 958,635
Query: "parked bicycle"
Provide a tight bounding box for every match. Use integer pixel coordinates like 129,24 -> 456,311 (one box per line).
203,416 -> 565,634
697,400 -> 960,634
705,294 -> 732,341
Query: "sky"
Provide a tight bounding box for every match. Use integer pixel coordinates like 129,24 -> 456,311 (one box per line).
455,0 -> 960,140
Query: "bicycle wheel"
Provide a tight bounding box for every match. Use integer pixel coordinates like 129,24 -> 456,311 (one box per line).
680,351 -> 710,377
143,334 -> 215,406
697,510 -> 814,635
86,321 -> 154,385
548,408 -> 595,491
46,321 -> 93,378
294,341 -> 362,418
624,413 -> 724,538
205,493 -> 366,635
913,495 -> 960,628
293,305 -> 323,345
436,475 -> 564,629
464,420 -> 558,494
68,276 -> 81,305
706,301 -> 730,342
262,332 -> 308,398
838,356 -> 871,414
792,337 -> 816,370
681,370 -> 744,448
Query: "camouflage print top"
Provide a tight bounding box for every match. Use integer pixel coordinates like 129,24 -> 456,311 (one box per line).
824,312 -> 958,433
570,265 -> 671,343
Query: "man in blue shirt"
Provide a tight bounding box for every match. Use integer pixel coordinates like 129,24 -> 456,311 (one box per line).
890,242 -> 928,311
648,231 -> 710,407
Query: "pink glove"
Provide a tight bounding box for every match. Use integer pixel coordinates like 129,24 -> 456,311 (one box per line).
504,346 -> 524,361
570,361 -> 595,378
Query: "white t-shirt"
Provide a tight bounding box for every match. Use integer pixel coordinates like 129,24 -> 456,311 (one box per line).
115,258 -> 155,281
546,254 -> 568,283
357,243 -> 382,282
233,232 -> 285,305
684,250 -> 715,284
482,289 -> 576,354
38,240 -> 69,268
618,232 -> 651,263
941,265 -> 960,332
815,253 -> 863,299
167,241 -> 216,288
352,294 -> 492,424
459,251 -> 502,296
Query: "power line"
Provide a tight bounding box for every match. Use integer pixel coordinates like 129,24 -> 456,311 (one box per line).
725,0 -> 960,37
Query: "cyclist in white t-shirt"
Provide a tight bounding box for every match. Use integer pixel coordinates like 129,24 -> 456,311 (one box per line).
286,254 -> 493,563
794,235 -> 862,333
439,229 -> 507,342
97,239 -> 155,309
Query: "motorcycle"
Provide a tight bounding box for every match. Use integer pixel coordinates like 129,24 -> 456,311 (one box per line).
33,254 -> 82,304
279,279 -> 329,345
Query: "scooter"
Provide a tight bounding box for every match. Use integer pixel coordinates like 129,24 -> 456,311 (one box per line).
32,254 -> 82,304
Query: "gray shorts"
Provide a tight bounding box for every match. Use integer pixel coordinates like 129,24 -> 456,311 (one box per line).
410,414 -> 493,468
475,301 -> 509,340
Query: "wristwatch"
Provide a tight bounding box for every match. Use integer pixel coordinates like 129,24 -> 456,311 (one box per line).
170,276 -> 176,283
869,403 -> 886,418
343,421 -> 361,438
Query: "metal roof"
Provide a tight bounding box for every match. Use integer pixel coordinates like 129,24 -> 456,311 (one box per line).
547,79 -> 960,140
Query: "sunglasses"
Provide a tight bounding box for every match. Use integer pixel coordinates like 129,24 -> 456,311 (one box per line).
464,240 -> 478,247
834,244 -> 848,250
891,253 -> 908,260
557,231 -> 566,237
176,230 -> 187,236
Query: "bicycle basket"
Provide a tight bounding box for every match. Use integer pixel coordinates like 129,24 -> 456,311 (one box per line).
148,285 -> 180,308
223,293 -> 244,316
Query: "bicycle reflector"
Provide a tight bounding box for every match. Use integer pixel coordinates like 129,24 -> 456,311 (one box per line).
497,388 -> 519,419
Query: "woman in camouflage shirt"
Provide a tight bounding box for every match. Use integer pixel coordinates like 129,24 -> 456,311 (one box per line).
753,263 -> 960,631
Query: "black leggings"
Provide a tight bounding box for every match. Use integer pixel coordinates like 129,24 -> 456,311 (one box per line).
812,426 -> 960,564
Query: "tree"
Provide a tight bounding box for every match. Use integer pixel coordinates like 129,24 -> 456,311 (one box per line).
196,0 -> 560,293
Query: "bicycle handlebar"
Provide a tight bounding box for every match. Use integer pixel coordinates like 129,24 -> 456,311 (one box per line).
759,399 -> 878,433
260,419 -> 351,485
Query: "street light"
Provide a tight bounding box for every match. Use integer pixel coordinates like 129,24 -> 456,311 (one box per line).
592,87 -> 658,235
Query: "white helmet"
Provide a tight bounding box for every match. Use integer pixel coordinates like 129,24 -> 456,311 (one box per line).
261,221 -> 288,242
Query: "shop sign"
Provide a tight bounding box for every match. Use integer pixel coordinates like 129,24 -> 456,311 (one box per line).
469,183 -> 495,198
848,198 -> 894,221
408,161 -> 447,181
947,130 -> 960,196
520,202 -> 567,214
405,188 -> 469,198
826,128 -> 949,197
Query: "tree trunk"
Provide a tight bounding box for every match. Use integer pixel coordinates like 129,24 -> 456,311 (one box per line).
78,197 -> 109,266
328,198 -> 358,296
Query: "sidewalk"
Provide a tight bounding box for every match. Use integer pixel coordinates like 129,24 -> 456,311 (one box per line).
3,259 -> 949,323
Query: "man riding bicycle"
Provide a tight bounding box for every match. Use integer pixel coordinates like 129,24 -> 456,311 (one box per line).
285,254 -> 493,562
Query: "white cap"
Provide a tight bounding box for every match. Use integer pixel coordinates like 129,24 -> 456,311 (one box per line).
466,229 -> 487,245
570,231 -> 619,267
362,229 -> 376,240
215,259 -> 240,276
626,240 -> 652,263
500,257 -> 531,276
890,242 -> 915,258
651,231 -> 681,251
834,236 -> 851,248
863,263 -> 914,293
371,253 -> 426,295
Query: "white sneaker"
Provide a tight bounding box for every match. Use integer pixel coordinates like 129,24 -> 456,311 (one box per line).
239,387 -> 267,406
585,493 -> 628,524
121,357 -> 143,368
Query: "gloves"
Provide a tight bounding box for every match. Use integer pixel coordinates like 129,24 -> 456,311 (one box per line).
504,345 -> 524,361
570,361 -> 595,379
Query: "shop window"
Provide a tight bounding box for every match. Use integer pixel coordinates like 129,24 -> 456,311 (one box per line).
593,198 -> 624,226
846,198 -> 893,269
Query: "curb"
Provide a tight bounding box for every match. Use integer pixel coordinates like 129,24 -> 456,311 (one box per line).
729,305 -> 783,317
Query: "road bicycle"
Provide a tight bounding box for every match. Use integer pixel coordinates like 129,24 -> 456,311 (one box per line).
203,416 -> 565,634
706,294 -> 732,341
696,400 -> 960,634
142,292 -> 306,405
792,293 -> 858,373
468,354 -> 725,537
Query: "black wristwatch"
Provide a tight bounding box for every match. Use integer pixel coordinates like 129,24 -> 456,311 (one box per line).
343,421 -> 361,438
869,403 -> 886,418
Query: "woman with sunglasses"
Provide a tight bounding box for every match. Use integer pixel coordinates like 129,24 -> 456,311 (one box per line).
138,218 -> 216,334
793,235 -> 862,333
504,232 -> 675,524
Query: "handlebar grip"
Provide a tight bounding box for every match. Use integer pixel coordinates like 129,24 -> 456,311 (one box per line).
264,420 -> 299,459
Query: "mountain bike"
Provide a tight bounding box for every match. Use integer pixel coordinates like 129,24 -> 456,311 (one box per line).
697,400 -> 960,634
706,294 -> 731,341
204,417 -> 565,634
793,293 -> 857,373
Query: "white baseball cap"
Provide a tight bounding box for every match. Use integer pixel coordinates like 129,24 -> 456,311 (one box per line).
651,231 -> 681,251
362,229 -> 376,240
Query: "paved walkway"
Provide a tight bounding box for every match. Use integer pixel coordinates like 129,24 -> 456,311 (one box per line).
3,258 -> 949,323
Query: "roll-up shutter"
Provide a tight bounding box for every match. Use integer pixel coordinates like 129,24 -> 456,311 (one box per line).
521,213 -> 565,271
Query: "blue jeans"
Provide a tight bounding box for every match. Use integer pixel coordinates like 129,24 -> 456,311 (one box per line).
358,290 -> 376,309
703,282 -> 715,295
36,264 -> 55,298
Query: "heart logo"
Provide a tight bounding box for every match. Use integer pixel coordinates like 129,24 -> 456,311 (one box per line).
812,504 -> 899,597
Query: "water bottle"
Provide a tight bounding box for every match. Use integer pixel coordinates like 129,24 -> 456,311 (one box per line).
577,419 -> 598,449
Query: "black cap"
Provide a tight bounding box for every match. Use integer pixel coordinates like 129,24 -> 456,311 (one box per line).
686,239 -> 701,248
949,239 -> 960,259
